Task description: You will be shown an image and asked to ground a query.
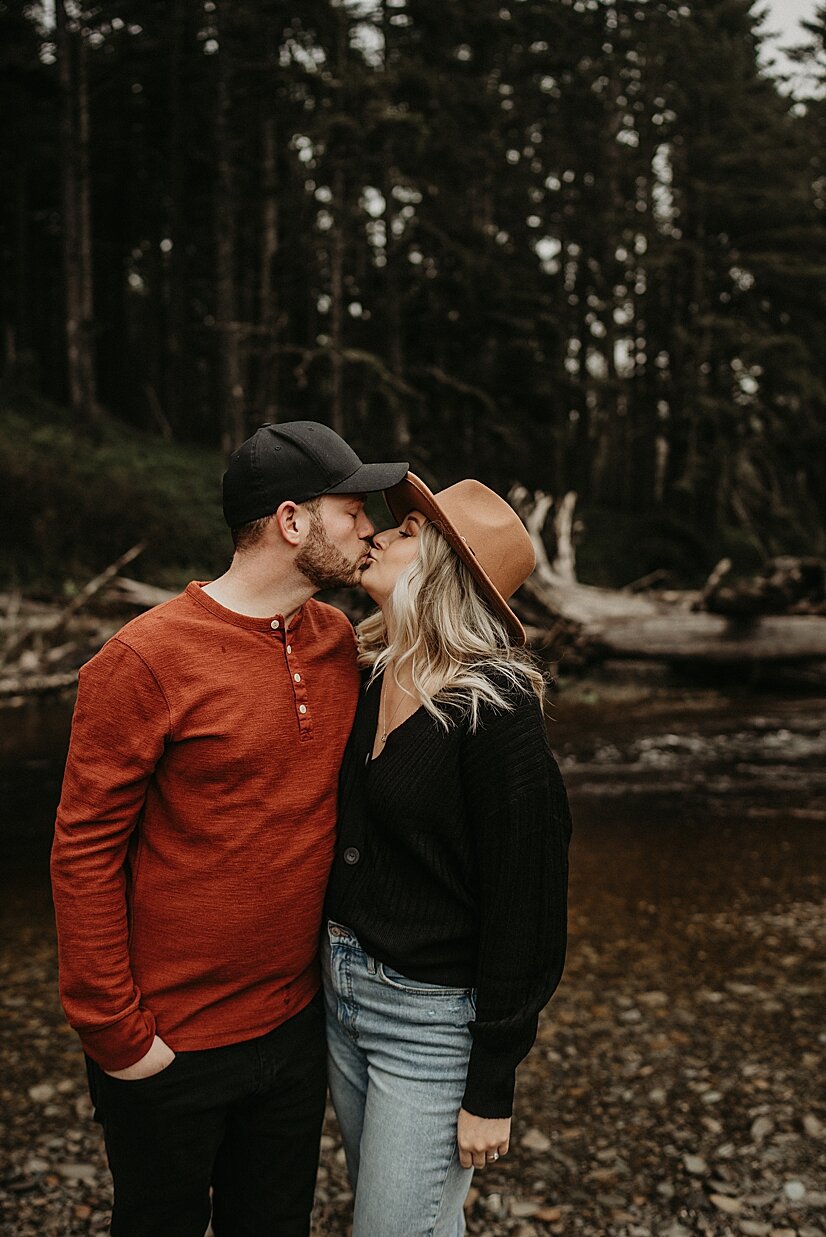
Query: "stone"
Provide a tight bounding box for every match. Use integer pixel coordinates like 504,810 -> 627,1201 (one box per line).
683,1153 -> 708,1175
784,1180 -> 806,1201
27,1083 -> 55,1103
521,1128 -> 551,1152
23,1157 -> 50,1174
710,1193 -> 744,1214
751,1116 -> 774,1141
803,1113 -> 824,1139
511,1200 -> 541,1217
57,1162 -> 97,1182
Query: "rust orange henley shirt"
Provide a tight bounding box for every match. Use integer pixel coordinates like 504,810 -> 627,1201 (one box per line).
51,582 -> 360,1071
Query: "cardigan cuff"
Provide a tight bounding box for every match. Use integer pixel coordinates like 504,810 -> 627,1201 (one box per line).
462,1040 -> 517,1119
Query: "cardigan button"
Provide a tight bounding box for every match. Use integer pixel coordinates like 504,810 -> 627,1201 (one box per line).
343,847 -> 360,865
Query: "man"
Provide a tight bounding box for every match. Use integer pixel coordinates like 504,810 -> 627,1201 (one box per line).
50,421 -> 407,1237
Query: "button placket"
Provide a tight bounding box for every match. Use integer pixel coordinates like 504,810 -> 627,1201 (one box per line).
284,625 -> 312,738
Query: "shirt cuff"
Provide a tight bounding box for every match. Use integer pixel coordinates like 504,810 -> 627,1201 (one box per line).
78,1006 -> 157,1072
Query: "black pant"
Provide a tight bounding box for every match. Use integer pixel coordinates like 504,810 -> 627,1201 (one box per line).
86,993 -> 327,1237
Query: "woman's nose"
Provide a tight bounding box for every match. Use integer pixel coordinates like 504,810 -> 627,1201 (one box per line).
372,530 -> 390,550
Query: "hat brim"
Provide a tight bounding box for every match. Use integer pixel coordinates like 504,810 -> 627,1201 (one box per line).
384,473 -> 528,645
326,461 -> 409,496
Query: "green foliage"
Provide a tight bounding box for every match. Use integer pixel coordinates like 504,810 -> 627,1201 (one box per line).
0,396 -> 230,591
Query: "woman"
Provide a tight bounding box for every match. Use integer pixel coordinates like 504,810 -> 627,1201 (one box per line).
323,473 -> 572,1237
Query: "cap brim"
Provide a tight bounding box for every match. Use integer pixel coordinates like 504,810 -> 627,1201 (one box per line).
326,460 -> 409,495
384,473 -> 528,645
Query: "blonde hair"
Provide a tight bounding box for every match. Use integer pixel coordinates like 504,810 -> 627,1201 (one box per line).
357,522 -> 546,730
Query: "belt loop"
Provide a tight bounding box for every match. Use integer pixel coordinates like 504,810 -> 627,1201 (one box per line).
366,955 -> 377,975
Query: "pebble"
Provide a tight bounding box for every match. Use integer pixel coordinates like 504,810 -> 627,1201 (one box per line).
511,1200 -> 541,1217
520,1128 -> 551,1152
784,1180 -> 807,1201
683,1153 -> 708,1175
23,1157 -> 50,1174
711,1193 -> 744,1214
27,1082 -> 56,1103
57,1162 -> 97,1182
752,1116 -> 775,1141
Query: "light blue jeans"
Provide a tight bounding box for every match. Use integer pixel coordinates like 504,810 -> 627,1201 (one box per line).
322,920 -> 476,1237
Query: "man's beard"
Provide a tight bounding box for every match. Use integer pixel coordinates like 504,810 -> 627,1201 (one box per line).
295,509 -> 366,590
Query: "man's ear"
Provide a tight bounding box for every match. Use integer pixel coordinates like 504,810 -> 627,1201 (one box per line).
274,501 -> 302,547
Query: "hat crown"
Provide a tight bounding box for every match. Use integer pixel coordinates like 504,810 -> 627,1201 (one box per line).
433,480 -> 536,602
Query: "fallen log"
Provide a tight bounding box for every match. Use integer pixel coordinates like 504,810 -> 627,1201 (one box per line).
695,556 -> 826,617
0,669 -> 79,698
510,487 -> 826,665
0,543 -> 146,668
108,577 -> 177,608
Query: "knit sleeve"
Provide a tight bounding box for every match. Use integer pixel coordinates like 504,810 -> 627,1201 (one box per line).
459,686 -> 572,1118
50,637 -> 172,1070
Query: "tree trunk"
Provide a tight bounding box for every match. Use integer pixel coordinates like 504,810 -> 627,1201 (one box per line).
257,111 -> 280,421
163,0 -> 187,435
329,160 -> 346,438
56,0 -> 100,423
214,31 -> 245,454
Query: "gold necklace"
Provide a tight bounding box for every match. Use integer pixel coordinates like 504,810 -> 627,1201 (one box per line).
379,676 -> 411,744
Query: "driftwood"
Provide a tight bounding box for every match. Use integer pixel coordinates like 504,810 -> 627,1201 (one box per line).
0,543 -> 145,669
510,487 -> 826,665
695,556 -> 826,618
108,576 -> 177,608
0,547 -> 149,700
0,669 -> 79,699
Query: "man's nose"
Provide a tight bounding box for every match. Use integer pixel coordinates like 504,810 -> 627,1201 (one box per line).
358,512 -> 375,539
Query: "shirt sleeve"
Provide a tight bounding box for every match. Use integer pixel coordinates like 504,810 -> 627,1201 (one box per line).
50,637 -> 172,1070
459,686 -> 572,1118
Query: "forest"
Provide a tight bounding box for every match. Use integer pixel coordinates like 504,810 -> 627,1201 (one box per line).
2,0 -> 825,588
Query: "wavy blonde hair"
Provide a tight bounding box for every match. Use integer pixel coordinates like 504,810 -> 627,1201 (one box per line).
357,521 -> 546,731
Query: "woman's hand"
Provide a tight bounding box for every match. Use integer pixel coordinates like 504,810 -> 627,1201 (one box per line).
457,1107 -> 511,1170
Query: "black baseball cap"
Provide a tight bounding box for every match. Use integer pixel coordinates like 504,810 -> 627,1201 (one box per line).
222,421 -> 409,528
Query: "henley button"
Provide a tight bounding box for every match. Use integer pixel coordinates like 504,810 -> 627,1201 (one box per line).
343,847 -> 360,865
294,672 -> 301,682
299,704 -> 307,715
286,645 -> 292,654
270,619 -> 280,630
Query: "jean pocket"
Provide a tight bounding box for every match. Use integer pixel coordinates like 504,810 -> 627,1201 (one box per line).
327,919 -> 359,946
377,962 -> 473,998
101,1052 -> 182,1087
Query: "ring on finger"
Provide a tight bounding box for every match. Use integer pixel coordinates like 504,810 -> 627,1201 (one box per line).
487,1151 -> 500,1162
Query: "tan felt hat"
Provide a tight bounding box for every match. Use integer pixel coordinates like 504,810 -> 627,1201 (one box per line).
384,473 -> 536,644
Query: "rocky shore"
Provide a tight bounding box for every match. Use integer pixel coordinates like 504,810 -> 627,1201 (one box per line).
1,686 -> 824,1236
